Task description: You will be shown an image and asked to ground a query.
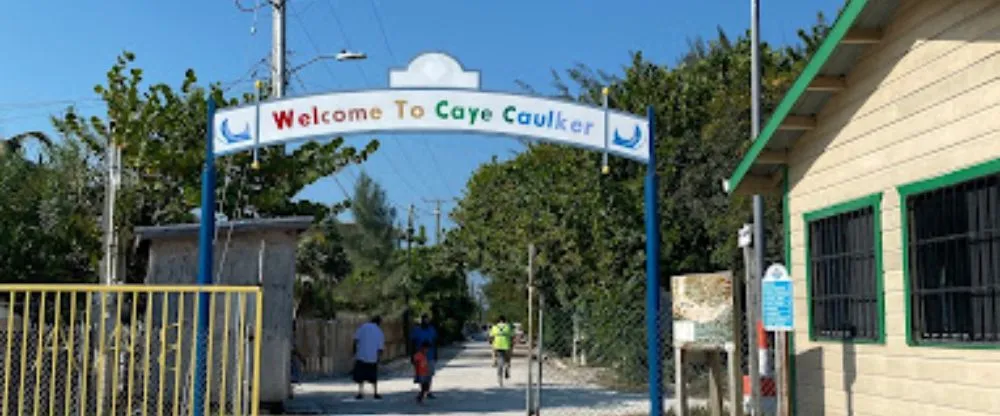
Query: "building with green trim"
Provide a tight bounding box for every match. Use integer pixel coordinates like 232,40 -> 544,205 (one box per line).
725,0 -> 1000,414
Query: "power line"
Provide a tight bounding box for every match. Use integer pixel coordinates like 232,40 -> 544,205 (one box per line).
330,175 -> 352,200
289,5 -> 432,200
222,57 -> 270,93
0,97 -> 103,110
422,197 -> 453,244
323,1 -> 370,85
368,0 -> 398,62
288,11 -> 345,90
334,0 -> 456,198
367,0 -> 454,196
234,0 -> 270,13
287,3 -> 448,219
0,102 -> 104,124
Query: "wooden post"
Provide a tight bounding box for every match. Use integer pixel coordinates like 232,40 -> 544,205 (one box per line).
707,351 -> 725,416
776,332 -> 790,416
727,342 -> 742,416
731,268 -> 746,416
526,243 -> 536,415
675,346 -> 688,416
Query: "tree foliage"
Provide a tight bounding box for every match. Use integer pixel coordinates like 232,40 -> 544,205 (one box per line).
341,172 -> 399,274
294,172 -> 475,341
450,20 -> 830,384
47,51 -> 378,283
0,139 -> 102,284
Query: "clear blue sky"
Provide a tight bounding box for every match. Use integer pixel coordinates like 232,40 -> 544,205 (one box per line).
1,0 -> 842,242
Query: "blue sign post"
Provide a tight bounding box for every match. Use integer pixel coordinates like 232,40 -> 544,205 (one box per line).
761,264 -> 793,332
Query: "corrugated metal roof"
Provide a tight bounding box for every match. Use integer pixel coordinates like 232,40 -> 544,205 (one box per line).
135,216 -> 315,240
725,0 -> 901,194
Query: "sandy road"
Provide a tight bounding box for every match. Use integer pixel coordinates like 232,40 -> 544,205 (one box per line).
282,341 -> 650,415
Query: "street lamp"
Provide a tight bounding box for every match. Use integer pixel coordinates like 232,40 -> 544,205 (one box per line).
287,49 -> 368,74
334,49 -> 367,61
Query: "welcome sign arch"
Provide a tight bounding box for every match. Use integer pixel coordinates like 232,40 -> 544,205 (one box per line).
195,52 -> 663,415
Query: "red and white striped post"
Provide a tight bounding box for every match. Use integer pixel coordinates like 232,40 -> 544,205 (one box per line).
758,320 -> 771,377
744,320 -> 776,413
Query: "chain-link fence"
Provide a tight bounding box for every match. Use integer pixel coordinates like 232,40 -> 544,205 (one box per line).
0,285 -> 263,416
526,277 -> 769,415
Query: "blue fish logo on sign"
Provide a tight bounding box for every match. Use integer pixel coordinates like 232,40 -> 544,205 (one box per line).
612,125 -> 643,149
219,119 -> 252,145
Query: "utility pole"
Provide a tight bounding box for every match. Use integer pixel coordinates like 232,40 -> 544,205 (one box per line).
102,127 -> 121,286
404,204 -> 415,355
526,243 -> 536,415
271,0 -> 287,98
423,198 -> 447,244
749,0 -> 765,414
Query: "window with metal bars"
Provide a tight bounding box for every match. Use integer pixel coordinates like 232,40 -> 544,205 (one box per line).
905,173 -> 1000,345
807,204 -> 881,341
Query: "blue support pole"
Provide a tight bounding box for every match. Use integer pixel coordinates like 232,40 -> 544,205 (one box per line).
194,99 -> 217,416
644,105 -> 663,416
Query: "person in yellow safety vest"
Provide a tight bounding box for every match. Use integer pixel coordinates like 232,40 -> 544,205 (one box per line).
489,315 -> 513,379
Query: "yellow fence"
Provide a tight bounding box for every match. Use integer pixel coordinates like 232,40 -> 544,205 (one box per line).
0,285 -> 263,416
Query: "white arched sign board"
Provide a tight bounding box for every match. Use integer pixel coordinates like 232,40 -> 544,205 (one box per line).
211,53 -> 650,163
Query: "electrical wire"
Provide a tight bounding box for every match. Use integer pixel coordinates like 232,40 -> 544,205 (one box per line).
367,0 -> 456,200
368,0 -> 398,63
289,7 -> 427,202
221,57 -> 269,93
288,11 -> 345,90
0,102 -> 104,124
0,97 -> 103,110
234,0 -> 270,13
322,1 -> 453,199
323,2 -> 370,85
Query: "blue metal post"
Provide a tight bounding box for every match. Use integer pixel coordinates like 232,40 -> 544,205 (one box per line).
194,99 -> 216,416
644,105 -> 663,416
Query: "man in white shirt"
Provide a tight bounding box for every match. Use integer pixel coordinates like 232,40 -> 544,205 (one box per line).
352,316 -> 385,400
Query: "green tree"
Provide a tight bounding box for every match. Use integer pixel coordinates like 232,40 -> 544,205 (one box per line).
50,51 -> 378,283
0,138 -> 102,285
341,172 -> 398,274
323,172 -> 408,315
297,216 -> 353,283
449,18 -> 831,387
408,236 -> 476,344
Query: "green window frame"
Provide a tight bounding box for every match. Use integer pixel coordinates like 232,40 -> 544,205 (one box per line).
898,158 -> 1000,349
803,193 -> 885,343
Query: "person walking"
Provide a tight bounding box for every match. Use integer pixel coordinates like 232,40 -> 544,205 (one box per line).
352,316 -> 385,400
412,341 -> 433,404
410,313 -> 439,399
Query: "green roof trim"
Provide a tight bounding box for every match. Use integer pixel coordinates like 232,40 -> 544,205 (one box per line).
726,0 -> 870,193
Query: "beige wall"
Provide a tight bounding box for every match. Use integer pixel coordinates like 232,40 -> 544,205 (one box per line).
786,1 -> 1000,415
145,229 -> 300,404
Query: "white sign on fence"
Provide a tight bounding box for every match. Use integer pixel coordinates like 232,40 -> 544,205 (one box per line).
762,263 -> 794,332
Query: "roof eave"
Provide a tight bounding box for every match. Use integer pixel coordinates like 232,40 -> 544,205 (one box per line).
725,0 -> 886,195
135,216 -> 316,241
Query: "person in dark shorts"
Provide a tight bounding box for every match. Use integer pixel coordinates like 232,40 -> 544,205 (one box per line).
352,316 -> 385,400
413,341 -> 433,403
410,313 -> 439,399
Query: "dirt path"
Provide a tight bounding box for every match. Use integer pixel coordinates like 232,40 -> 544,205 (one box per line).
282,341 -> 651,415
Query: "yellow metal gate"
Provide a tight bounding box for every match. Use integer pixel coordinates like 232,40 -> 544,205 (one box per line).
0,285 -> 263,416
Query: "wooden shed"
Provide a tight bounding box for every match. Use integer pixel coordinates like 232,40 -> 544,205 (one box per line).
135,216 -> 312,411
726,1 -> 1000,414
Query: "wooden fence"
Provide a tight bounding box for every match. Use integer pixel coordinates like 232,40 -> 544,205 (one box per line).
292,314 -> 406,378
